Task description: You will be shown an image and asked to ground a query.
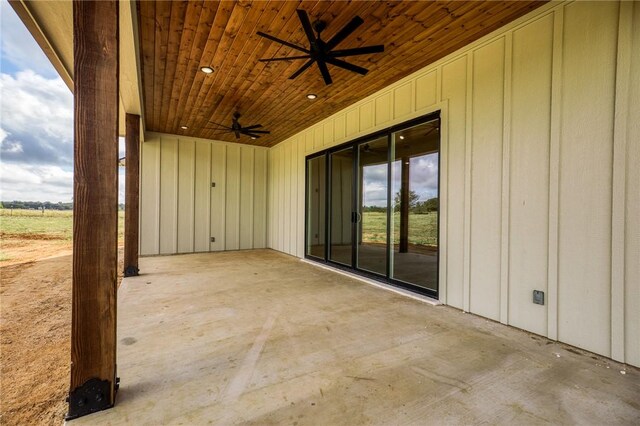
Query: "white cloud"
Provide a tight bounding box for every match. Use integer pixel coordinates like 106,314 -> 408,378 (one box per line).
0,163 -> 126,203
0,2 -> 97,203
0,71 -> 128,202
0,70 -> 73,165
0,163 -> 73,201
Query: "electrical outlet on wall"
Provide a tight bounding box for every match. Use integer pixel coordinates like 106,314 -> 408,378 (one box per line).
533,290 -> 544,305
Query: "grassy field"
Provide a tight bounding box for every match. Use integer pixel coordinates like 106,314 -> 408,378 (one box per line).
361,211 -> 438,246
0,209 -> 125,241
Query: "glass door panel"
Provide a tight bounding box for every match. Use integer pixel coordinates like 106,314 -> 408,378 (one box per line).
329,148 -> 354,266
306,155 -> 326,259
356,137 -> 389,276
390,119 -> 440,291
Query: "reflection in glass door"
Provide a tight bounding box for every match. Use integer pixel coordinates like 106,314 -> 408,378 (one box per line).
390,120 -> 439,292
356,137 -> 388,276
306,155 -> 326,259
305,113 -> 440,298
329,148 -> 354,266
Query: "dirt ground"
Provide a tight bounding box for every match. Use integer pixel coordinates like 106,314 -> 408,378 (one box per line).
1,232 -> 73,267
0,236 -> 123,425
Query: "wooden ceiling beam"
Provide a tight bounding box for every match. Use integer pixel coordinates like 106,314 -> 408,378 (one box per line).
186,0 -> 275,136
195,0 -> 304,136
138,0 -> 155,129
168,1 -> 219,133
137,0 -> 547,147
165,0 -> 204,133
158,0 -> 189,133
198,0 -> 321,140
177,1 -> 237,132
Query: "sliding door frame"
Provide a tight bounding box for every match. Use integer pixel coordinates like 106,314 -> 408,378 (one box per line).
304,111 -> 441,299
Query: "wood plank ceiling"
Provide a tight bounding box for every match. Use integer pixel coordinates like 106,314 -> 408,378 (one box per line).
138,0 -> 546,147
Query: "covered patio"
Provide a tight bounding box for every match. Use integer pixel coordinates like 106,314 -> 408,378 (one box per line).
72,250 -> 639,425
7,0 -> 640,422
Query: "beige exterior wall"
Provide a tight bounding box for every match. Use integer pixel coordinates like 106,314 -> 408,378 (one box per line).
266,1 -> 640,367
140,133 -> 268,255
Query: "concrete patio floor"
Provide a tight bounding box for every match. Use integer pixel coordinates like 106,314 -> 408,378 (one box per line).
73,249 -> 639,425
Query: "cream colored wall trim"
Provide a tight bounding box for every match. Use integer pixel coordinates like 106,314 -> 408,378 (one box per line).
546,5 -> 563,343
438,100 -> 449,307
119,0 -> 144,125
624,0 -> 640,368
499,32 -> 513,326
610,1 -> 633,363
462,52 -> 473,315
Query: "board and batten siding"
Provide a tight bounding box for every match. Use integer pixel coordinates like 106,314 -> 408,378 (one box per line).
266,1 -> 640,367
140,133 -> 268,255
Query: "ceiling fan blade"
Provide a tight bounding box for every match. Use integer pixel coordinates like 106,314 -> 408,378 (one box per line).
234,130 -> 241,139
243,124 -> 263,130
207,121 -> 231,129
326,16 -> 364,50
244,130 -> 270,134
296,9 -> 316,44
204,126 -> 230,131
330,45 -> 384,57
289,59 -> 315,79
325,57 -> 368,75
317,60 -> 333,85
259,55 -> 311,62
257,31 -> 309,54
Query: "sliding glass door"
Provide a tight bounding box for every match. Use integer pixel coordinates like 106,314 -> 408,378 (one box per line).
329,148 -> 354,266
356,137 -> 389,276
305,113 -> 440,298
390,121 -> 439,292
305,154 -> 326,259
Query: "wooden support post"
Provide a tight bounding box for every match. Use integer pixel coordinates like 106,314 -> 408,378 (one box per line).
124,114 -> 140,277
399,157 -> 410,253
67,0 -> 119,420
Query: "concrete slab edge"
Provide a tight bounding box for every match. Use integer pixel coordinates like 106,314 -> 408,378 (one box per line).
300,259 -> 441,306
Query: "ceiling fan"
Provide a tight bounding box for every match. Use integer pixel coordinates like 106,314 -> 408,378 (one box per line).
205,112 -> 270,140
257,9 -> 384,85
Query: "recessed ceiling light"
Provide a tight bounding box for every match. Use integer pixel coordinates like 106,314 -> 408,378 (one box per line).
180,125 -> 188,130
306,93 -> 317,100
399,135 -> 405,140
200,66 -> 214,74
251,136 -> 257,140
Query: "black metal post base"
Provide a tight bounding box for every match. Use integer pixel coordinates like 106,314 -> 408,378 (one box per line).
124,265 -> 139,277
65,378 -> 114,421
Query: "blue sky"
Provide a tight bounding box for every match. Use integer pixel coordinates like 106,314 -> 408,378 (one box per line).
0,0 -> 124,203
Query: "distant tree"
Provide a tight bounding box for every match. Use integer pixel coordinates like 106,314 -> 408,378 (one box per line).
394,190 -> 419,212
1,200 -> 74,210
362,205 -> 387,213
